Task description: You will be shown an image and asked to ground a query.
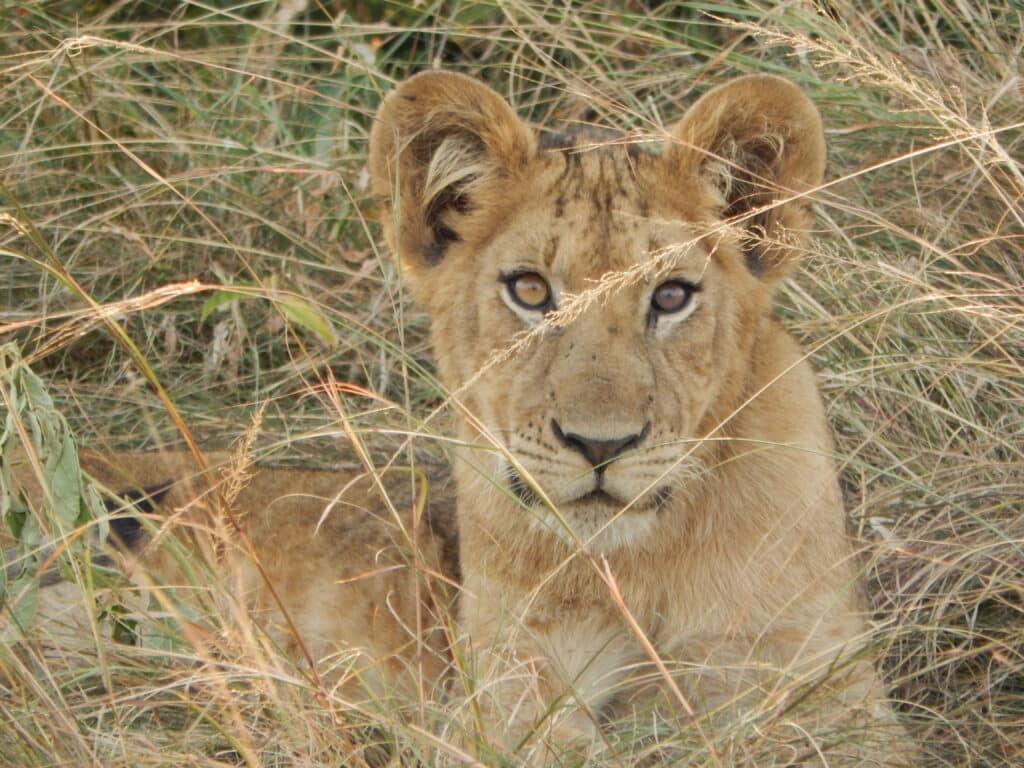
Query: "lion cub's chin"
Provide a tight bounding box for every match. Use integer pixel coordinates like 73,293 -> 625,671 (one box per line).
524,494 -> 665,553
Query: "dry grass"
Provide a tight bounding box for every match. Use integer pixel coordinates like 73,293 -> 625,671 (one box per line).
1,1 -> 1022,765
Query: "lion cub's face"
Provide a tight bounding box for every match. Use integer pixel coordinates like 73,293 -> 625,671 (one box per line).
461,145 -> 733,548
370,73 -> 825,550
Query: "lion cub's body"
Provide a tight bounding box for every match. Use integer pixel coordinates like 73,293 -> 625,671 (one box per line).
6,450 -> 455,699
369,72 -> 905,761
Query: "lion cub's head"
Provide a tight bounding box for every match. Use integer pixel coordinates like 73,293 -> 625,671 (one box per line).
369,72 -> 825,550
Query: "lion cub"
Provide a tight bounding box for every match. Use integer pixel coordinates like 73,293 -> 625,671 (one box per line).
4,448 -> 456,702
369,72 -> 907,762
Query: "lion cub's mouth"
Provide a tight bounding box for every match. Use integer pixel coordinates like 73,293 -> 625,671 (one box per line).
507,470 -> 672,514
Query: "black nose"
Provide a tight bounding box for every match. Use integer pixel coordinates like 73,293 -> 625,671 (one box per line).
551,419 -> 649,471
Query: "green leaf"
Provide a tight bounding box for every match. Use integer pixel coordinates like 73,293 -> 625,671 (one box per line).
19,353 -> 55,412
0,573 -> 39,644
277,295 -> 337,347
199,286 -> 256,321
48,432 -> 83,533
0,341 -> 110,634
200,285 -> 336,346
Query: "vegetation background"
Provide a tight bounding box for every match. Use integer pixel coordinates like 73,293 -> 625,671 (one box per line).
1,0 -> 1021,765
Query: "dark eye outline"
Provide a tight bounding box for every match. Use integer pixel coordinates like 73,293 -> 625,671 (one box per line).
498,270 -> 555,312
650,279 -> 701,316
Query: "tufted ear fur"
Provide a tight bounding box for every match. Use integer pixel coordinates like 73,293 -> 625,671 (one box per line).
368,71 -> 534,285
666,75 -> 825,282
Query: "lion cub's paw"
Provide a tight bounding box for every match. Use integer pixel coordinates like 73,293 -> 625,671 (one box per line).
440,702 -> 599,767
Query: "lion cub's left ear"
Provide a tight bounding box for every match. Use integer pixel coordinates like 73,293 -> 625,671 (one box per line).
368,71 -> 534,288
666,75 -> 825,282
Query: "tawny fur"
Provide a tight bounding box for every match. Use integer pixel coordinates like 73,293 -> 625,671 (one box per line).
369,71 -> 910,763
5,449 -> 455,702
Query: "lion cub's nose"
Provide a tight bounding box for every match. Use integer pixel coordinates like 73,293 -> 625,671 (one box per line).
551,419 -> 649,471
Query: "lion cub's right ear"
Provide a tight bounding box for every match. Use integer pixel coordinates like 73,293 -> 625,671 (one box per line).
368,72 -> 534,287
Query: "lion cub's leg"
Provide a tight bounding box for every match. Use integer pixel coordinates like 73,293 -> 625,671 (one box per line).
614,629 -> 912,766
747,625 -> 914,766
455,578 -> 638,763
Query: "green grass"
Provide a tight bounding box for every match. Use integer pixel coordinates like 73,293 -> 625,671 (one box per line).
2,1 -> 1022,765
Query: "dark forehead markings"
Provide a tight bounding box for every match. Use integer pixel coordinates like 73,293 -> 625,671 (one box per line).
550,151 -> 582,219
541,126 -> 632,219
628,151 -> 652,217
540,137 -> 656,267
596,153 -> 621,242
637,192 -> 650,218
591,151 -> 647,240
549,147 -> 642,213
543,235 -> 559,268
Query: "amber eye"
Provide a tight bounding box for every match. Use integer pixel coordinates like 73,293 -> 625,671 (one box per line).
651,280 -> 697,315
503,271 -> 553,311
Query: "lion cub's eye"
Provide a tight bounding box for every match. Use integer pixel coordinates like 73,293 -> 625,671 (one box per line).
503,271 -> 553,311
651,280 -> 698,315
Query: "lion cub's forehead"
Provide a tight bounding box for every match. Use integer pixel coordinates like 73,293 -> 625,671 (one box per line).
516,143 -> 705,284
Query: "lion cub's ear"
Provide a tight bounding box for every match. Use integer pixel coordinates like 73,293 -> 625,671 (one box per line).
368,71 -> 534,284
666,75 -> 825,282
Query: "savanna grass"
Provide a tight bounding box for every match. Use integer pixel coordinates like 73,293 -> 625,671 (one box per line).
1,1 -> 1021,765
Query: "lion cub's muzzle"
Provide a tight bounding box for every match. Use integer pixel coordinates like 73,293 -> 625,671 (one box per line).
508,418 -> 672,511
550,419 -> 649,474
